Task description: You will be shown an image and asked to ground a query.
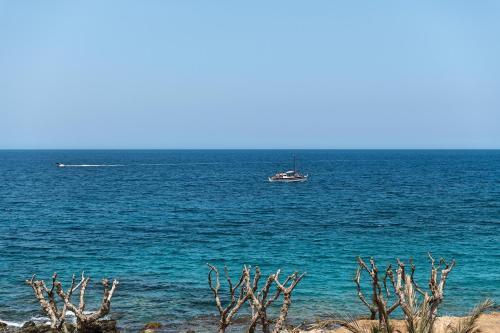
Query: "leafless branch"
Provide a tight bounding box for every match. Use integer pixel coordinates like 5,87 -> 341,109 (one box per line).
207,264 -> 250,333
26,273 -> 66,330
56,272 -> 119,330
272,270 -> 305,333
355,257 -> 399,332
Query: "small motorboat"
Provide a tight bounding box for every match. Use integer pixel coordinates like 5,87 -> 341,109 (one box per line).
56,162 -> 65,167
268,156 -> 308,182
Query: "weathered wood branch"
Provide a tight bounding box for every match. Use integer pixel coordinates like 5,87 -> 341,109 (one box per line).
356,257 -> 399,333
427,252 -> 455,317
245,266 -> 283,333
54,274 -> 78,332
56,272 -> 119,330
390,260 -> 415,319
26,273 -> 65,330
408,258 -> 426,296
389,255 -> 455,333
272,269 -> 305,333
354,266 -> 377,319
208,264 -> 250,333
394,259 -> 432,333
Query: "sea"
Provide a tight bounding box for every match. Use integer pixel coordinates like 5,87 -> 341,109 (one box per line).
0,150 -> 498,332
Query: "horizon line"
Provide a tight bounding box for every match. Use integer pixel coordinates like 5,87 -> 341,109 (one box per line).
1,147 -> 499,151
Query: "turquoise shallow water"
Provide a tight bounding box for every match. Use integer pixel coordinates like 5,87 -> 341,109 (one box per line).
0,150 -> 499,331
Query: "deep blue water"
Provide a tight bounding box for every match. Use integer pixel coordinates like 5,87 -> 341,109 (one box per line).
0,150 -> 499,331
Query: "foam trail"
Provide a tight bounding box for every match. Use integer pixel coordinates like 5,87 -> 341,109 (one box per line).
137,162 -> 229,166
59,164 -> 124,167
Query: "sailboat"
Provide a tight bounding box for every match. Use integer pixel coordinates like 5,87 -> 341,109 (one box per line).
268,155 -> 308,182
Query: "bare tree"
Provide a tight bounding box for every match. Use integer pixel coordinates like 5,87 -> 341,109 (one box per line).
245,267 -> 305,333
208,264 -> 250,333
355,257 -> 399,332
55,272 -> 119,331
208,264 -> 305,333
26,273 -> 68,331
387,254 -> 455,333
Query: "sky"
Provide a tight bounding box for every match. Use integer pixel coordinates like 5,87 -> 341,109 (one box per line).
1,1 -> 499,149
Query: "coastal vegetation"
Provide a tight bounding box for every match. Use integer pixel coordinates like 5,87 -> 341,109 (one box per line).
309,254 -> 494,333
25,273 -> 118,333
349,253 -> 455,332
207,264 -> 305,333
0,254 -> 495,333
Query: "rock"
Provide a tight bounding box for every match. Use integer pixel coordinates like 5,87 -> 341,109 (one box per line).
21,322 -> 36,329
140,322 -> 162,333
19,322 -> 60,333
97,320 -> 118,333
0,322 -> 7,332
77,320 -> 119,333
20,321 -> 39,333
143,322 -> 162,329
16,321 -> 116,333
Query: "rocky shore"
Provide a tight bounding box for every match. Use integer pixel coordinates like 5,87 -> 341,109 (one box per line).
1,313 -> 499,333
0,320 -> 118,333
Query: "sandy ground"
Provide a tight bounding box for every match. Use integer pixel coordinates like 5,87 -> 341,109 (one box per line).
301,312 -> 500,333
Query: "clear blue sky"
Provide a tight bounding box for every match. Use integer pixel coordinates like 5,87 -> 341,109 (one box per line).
1,1 -> 499,149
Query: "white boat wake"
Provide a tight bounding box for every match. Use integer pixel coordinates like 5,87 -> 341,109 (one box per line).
57,163 -> 124,167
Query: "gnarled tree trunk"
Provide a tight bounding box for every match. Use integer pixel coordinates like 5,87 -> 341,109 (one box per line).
207,264 -> 250,333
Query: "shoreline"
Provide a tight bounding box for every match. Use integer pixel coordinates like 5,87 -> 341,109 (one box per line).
2,312 -> 499,333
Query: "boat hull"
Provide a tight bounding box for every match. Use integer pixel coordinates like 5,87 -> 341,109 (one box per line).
268,176 -> 308,183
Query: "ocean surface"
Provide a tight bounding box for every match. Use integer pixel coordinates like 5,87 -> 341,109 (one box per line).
0,150 -> 499,331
